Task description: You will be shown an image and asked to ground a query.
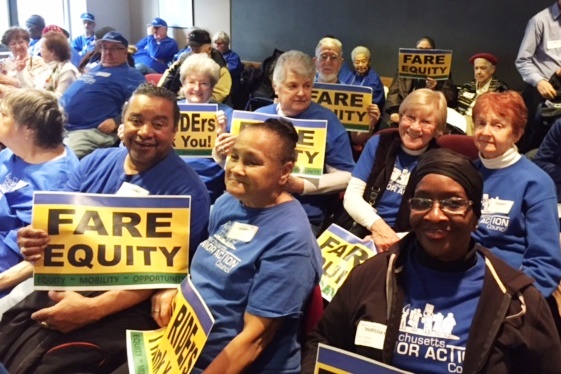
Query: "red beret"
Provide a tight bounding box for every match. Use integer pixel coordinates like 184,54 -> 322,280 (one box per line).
42,25 -> 69,38
469,53 -> 498,65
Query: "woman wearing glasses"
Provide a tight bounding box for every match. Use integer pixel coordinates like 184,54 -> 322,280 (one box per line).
0,27 -> 45,97
303,148 -> 561,373
342,88 -> 445,251
471,91 -> 561,298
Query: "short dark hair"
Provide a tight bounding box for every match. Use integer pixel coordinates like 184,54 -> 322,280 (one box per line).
244,118 -> 298,163
2,89 -> 65,149
122,83 -> 180,127
42,31 -> 71,62
1,27 -> 30,47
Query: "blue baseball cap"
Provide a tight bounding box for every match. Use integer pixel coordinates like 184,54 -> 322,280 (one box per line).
99,31 -> 128,48
150,17 -> 167,28
80,12 -> 95,22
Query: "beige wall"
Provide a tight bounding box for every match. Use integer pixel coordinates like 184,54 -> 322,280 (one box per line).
85,0 -> 230,49
87,0 -> 131,41
193,0 -> 230,44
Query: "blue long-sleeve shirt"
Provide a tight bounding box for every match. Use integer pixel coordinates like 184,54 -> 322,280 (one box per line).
133,35 -> 179,73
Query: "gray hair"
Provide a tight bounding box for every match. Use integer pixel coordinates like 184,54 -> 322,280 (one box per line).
212,31 -> 230,46
351,46 -> 371,61
315,37 -> 343,57
399,88 -> 447,134
179,53 -> 220,88
272,50 -> 315,86
2,89 -> 65,148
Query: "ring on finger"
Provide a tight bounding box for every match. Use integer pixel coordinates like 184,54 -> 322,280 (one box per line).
40,321 -> 50,329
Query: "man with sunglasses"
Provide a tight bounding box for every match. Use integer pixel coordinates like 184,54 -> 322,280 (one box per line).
61,31 -> 145,159
303,148 -> 561,373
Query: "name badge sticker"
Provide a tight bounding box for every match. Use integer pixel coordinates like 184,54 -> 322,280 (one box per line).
227,222 -> 258,242
487,199 -> 514,215
116,182 -> 150,196
355,320 -> 387,350
547,40 -> 561,49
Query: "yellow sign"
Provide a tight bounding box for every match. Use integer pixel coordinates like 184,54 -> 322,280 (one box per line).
32,192 -> 191,290
127,277 -> 214,374
174,103 -> 219,157
315,343 -> 413,373
398,48 -> 453,80
311,83 -> 373,132
318,224 -> 377,302
231,110 -> 327,179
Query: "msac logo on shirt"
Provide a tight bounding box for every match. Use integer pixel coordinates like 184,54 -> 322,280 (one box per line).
200,221 -> 241,274
395,303 -> 465,373
386,167 -> 411,195
478,194 -> 512,233
0,173 -> 28,196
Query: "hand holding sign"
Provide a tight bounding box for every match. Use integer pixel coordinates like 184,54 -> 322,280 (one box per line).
151,287 -> 178,327
213,132 -> 236,163
216,110 -> 228,135
369,219 -> 400,252
425,77 -> 437,90
18,225 -> 50,262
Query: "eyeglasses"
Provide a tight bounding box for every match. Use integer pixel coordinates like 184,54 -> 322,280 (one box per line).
409,197 -> 473,215
101,46 -> 126,52
402,113 -> 435,129
8,40 -> 27,48
186,80 -> 211,89
318,53 -> 340,62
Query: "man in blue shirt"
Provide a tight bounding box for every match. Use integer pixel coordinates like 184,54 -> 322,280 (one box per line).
25,14 -> 45,57
62,31 -> 145,158
133,17 -> 178,75
1,84 -> 210,373
71,12 -> 96,57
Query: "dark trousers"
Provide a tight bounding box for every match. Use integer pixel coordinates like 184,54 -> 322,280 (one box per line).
518,83 -> 551,153
0,291 -> 157,374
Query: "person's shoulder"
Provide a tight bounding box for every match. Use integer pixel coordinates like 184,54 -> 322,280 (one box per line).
477,245 -> 536,293
306,102 -> 340,121
82,147 -> 125,165
160,151 -> 207,190
254,103 -> 276,113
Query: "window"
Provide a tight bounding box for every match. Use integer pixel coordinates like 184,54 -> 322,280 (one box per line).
16,0 -> 66,28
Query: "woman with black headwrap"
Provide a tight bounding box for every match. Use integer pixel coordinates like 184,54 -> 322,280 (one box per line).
302,148 -> 561,374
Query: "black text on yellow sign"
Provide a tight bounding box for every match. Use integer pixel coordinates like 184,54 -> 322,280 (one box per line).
317,224 -> 376,302
311,83 -> 373,132
398,48 -> 453,80
126,278 -> 214,374
32,192 -> 191,290
174,103 -> 219,157
231,111 -> 328,178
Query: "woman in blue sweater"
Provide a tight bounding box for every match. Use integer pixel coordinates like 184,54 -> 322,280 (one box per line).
471,91 -> 561,298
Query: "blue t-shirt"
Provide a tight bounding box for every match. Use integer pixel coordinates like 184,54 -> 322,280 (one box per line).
61,63 -> 146,131
179,101 -> 233,203
0,146 -> 79,295
66,147 -> 210,254
71,34 -> 96,56
353,135 -> 420,227
392,249 -> 485,374
473,156 -> 561,296
191,193 -> 322,373
256,102 -> 355,225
